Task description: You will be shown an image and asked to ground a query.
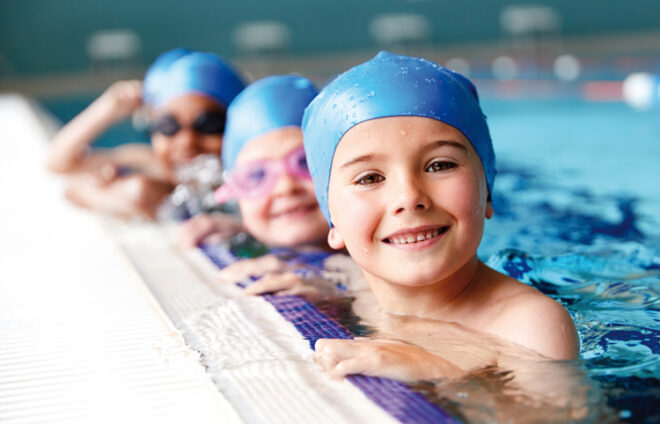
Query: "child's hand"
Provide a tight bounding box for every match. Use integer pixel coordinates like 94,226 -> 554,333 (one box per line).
115,174 -> 173,218
96,80 -> 143,123
177,213 -> 243,249
244,272 -> 340,302
314,337 -> 464,382
217,254 -> 289,283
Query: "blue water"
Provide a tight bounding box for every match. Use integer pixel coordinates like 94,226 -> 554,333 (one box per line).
479,99 -> 659,423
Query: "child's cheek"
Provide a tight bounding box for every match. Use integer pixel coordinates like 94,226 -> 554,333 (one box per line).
239,198 -> 271,235
335,190 -> 377,251
450,173 -> 487,218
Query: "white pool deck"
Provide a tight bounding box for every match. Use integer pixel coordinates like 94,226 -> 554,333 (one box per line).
0,94 -> 397,423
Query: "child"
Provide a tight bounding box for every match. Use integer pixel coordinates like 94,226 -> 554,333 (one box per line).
210,75 -> 335,297
46,48 -> 245,219
301,51 -> 580,382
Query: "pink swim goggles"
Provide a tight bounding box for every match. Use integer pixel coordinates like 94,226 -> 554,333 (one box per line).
215,146 -> 312,203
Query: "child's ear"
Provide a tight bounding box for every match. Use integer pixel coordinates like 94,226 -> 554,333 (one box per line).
485,201 -> 494,219
327,226 -> 346,250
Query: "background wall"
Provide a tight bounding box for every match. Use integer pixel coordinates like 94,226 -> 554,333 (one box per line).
2,0 -> 660,77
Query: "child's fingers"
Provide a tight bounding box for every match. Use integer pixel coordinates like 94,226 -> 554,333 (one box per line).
314,345 -> 339,371
330,357 -> 369,380
219,255 -> 291,283
176,214 -> 223,249
244,272 -> 301,295
278,285 -> 322,302
217,260 -> 253,282
314,339 -> 372,379
315,338 -> 364,360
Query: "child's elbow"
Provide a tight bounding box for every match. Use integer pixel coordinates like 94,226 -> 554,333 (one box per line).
44,150 -> 76,174
45,157 -> 68,174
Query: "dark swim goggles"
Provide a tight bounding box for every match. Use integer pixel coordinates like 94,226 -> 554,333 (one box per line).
149,110 -> 226,136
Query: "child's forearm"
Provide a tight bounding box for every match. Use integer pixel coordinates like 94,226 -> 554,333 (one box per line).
46,98 -> 120,173
46,80 -> 143,174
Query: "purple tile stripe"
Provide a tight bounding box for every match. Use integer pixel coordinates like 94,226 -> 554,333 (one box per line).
200,244 -> 457,424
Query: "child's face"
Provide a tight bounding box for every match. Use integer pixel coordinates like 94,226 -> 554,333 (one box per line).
150,94 -> 225,176
236,127 -> 329,247
327,116 -> 493,288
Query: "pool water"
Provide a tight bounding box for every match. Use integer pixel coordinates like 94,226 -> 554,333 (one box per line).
475,99 -> 659,423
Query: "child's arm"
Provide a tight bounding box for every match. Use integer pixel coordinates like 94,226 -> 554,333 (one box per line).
493,294 -> 580,360
177,213 -> 243,249
217,254 -> 290,283
217,255 -> 345,302
314,338 -> 466,382
64,172 -> 173,219
244,272 -> 344,302
46,80 -> 143,174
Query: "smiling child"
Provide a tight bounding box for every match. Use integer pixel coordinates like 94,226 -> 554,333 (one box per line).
209,75 -> 336,292
47,48 -> 245,219
302,51 -> 579,381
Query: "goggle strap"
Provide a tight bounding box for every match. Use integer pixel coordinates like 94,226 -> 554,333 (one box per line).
214,184 -> 236,203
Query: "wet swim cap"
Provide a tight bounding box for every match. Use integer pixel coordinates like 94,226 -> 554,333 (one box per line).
302,51 -> 496,224
143,48 -> 246,109
222,75 -> 319,171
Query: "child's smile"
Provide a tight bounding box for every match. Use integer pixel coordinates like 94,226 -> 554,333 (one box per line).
269,200 -> 320,219
327,116 -> 493,298
381,225 -> 450,249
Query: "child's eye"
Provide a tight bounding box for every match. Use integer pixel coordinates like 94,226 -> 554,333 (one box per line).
426,160 -> 456,173
355,173 -> 384,185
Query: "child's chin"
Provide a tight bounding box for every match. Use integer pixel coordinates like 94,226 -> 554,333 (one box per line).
269,227 -> 325,248
369,265 -> 448,287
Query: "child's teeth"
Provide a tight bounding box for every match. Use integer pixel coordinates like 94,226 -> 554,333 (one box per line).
387,228 -> 449,245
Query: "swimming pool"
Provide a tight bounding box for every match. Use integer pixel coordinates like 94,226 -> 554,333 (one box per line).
200,97 -> 659,422
39,94 -> 659,422
478,98 -> 659,422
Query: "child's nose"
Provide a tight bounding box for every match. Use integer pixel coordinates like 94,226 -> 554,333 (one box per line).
271,170 -> 304,196
392,176 -> 430,215
172,128 -> 200,160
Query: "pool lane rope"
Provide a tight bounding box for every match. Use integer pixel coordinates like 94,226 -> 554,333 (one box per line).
201,243 -> 456,424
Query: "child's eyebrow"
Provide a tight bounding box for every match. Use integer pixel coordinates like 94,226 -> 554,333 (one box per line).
425,140 -> 469,154
338,153 -> 382,169
338,140 -> 468,169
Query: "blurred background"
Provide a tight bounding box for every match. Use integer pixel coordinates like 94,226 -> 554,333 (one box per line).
2,0 -> 660,106
1,0 -> 659,220
2,0 -> 658,224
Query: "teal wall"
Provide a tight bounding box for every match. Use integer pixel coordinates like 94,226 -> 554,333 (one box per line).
2,0 -> 660,76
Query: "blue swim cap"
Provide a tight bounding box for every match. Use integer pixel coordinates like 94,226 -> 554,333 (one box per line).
222,75 -> 319,171
143,48 -> 246,110
302,51 -> 496,224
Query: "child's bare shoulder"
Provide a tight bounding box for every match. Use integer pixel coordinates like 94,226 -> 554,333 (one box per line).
484,268 -> 579,360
